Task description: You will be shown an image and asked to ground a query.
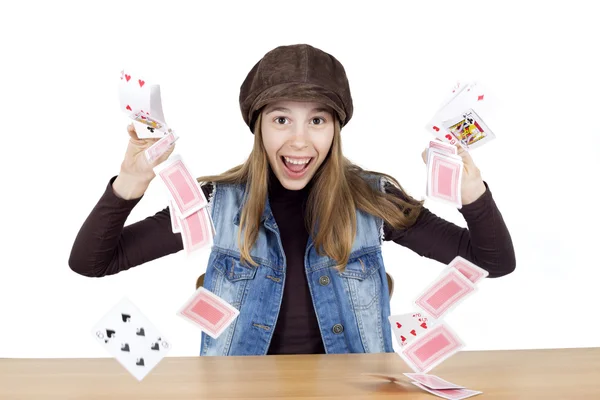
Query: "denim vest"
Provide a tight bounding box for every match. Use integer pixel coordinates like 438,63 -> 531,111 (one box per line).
199,176 -> 394,356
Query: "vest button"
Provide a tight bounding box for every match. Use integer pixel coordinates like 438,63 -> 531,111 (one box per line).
319,276 -> 330,286
332,324 -> 344,334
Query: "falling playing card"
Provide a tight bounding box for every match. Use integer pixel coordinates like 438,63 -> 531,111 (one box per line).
404,373 -> 466,390
153,154 -> 208,219
447,256 -> 489,285
177,287 -> 239,339
426,148 -> 464,208
145,130 -> 179,164
389,312 -> 437,348
91,297 -> 171,381
411,382 -> 482,400
180,207 -> 214,254
400,323 -> 464,374
169,200 -> 181,234
414,268 -> 477,320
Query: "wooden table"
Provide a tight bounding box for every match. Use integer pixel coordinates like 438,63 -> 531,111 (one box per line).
1,348 -> 599,399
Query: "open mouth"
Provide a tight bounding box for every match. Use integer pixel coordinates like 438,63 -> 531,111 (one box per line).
281,156 -> 313,176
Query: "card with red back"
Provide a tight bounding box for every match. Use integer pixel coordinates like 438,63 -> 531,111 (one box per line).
153,154 -> 208,219
414,268 -> 476,320
389,312 -> 437,348
426,149 -> 463,209
447,256 -> 489,284
177,287 -> 239,339
169,200 -> 180,234
411,382 -> 482,399
180,207 -> 213,254
400,323 -> 464,374
429,140 -> 458,155
404,373 -> 465,390
145,130 -> 179,164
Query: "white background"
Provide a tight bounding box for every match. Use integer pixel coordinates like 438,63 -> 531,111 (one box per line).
1,0 -> 599,358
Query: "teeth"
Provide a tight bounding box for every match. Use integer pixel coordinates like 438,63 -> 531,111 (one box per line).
284,157 -> 311,165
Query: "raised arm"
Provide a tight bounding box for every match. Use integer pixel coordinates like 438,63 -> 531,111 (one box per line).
384,181 -> 515,278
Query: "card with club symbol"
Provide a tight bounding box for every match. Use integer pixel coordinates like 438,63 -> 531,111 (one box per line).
91,297 -> 171,381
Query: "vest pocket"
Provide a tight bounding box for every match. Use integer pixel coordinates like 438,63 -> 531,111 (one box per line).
338,251 -> 382,310
211,253 -> 257,308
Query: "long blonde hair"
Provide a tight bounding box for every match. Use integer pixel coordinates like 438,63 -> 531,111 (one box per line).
196,113 -> 424,271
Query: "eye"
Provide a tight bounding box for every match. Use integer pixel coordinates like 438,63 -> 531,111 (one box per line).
311,117 -> 326,125
274,117 -> 288,124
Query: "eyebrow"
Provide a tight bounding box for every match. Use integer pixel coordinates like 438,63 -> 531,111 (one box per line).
265,106 -> 331,115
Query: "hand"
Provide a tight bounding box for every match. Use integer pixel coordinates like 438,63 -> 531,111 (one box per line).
112,124 -> 176,200
119,123 -> 175,182
421,142 -> 486,205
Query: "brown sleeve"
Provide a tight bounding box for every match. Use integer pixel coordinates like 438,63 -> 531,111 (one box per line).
68,175 -> 213,277
383,182 -> 516,278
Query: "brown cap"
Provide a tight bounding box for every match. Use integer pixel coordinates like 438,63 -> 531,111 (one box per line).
239,44 -> 354,133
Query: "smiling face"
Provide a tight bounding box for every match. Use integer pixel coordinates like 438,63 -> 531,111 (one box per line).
260,100 -> 335,191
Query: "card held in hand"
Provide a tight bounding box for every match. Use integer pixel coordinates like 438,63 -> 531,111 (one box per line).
91,297 -> 171,381
177,287 -> 240,339
426,148 -> 463,209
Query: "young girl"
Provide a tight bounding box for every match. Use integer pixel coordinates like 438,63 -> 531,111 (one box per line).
69,44 -> 516,356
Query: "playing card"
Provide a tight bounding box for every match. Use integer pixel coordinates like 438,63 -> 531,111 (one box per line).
411,382 -> 482,399
429,140 -> 458,156
400,323 -> 464,374
426,149 -> 463,208
180,207 -> 213,254
177,287 -> 240,339
169,200 -> 180,234
404,373 -> 465,390
389,312 -> 437,348
119,69 -> 151,116
119,69 -> 168,139
442,109 -> 495,150
434,81 -> 472,115
447,256 -> 489,284
145,130 -> 179,164
426,81 -> 495,151
414,268 -> 477,319
153,154 -> 208,219
91,297 -> 171,381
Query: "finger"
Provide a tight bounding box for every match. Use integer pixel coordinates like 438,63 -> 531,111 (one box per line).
421,148 -> 427,164
127,123 -> 140,141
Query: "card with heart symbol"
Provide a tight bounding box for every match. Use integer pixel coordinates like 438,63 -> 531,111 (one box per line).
388,312 -> 438,348
119,69 -> 167,139
91,297 -> 171,381
425,81 -> 496,151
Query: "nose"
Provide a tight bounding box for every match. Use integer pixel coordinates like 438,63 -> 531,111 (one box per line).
289,124 -> 309,150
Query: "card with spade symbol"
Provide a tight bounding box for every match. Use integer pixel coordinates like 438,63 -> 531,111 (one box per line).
91,297 -> 171,381
388,312 -> 437,348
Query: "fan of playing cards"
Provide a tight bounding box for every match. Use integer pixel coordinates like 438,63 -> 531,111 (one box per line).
89,70 -> 239,382
424,81 -> 495,209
